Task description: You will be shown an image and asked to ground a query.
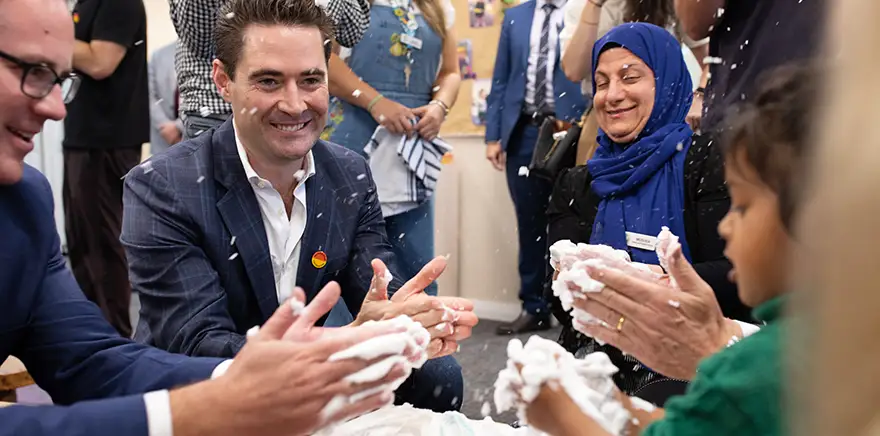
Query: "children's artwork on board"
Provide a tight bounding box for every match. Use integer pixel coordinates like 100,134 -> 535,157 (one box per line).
469,0 -> 495,28
499,0 -> 519,17
457,40 -> 477,80
471,79 -> 491,126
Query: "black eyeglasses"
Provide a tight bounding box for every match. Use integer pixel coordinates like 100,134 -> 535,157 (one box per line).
0,50 -> 81,104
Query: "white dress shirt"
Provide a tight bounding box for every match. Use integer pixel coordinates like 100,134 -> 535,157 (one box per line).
144,361 -> 233,436
142,122 -> 314,436
525,0 -> 567,110
233,121 -> 317,304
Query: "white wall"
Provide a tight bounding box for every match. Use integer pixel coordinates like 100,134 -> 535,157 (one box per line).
433,136 -> 523,321
145,0 -> 178,54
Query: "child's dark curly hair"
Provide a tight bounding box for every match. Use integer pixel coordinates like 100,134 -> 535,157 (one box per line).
723,63 -> 822,232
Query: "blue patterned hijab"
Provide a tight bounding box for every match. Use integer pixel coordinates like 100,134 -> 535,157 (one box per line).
586,23 -> 694,263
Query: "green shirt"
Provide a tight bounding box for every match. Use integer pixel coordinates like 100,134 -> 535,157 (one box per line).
643,297 -> 785,436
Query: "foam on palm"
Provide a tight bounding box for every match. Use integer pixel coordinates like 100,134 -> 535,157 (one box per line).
320,315 -> 431,422
549,228 -> 680,338
493,336 -> 631,435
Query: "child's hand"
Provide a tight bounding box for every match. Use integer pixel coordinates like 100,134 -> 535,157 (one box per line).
525,382 -> 586,435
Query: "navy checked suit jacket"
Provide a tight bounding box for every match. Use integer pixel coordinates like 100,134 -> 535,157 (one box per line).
0,166 -> 221,436
122,119 -> 403,358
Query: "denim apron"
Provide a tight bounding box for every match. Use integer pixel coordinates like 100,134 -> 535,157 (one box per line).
323,4 -> 444,326
324,4 -> 443,154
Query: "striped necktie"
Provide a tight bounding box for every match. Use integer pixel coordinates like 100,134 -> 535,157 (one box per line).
535,2 -> 557,115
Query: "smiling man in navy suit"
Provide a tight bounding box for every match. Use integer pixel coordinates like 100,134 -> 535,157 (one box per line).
0,0 -> 431,434
121,0 -> 477,413
485,0 -> 586,335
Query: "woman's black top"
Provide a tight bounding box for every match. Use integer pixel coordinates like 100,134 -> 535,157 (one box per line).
544,133 -> 753,395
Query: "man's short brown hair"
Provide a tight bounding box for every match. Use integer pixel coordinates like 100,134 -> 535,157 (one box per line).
215,0 -> 335,78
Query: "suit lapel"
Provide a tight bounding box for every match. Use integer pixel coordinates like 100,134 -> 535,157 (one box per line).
296,143 -> 334,300
213,121 -> 278,320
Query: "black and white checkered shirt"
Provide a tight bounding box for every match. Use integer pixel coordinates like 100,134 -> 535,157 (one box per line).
170,0 -> 370,116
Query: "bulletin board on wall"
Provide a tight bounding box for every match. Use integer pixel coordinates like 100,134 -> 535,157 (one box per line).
440,0 -> 522,136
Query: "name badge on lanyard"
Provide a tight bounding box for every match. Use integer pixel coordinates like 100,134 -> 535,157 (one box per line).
625,232 -> 658,252
400,33 -> 423,50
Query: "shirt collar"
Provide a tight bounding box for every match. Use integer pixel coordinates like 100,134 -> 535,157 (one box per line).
232,117 -> 316,187
541,0 -> 566,10
752,296 -> 786,323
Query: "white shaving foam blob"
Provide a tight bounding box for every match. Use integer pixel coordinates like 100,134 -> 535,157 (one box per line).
320,316 -> 429,426
549,237 -> 670,341
344,355 -> 409,384
494,336 -> 631,435
289,298 -> 305,317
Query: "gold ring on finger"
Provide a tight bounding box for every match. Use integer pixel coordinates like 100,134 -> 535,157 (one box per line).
616,316 -> 626,332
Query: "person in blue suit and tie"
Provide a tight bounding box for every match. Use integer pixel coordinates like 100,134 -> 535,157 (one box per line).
485,0 -> 587,335
121,0 -> 478,414
0,1 -> 433,434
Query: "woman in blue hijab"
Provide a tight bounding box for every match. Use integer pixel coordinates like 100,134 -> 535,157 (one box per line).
545,22 -> 747,399
588,22 -> 694,262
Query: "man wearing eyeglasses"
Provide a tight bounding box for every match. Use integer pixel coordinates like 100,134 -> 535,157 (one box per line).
62,0 -> 150,337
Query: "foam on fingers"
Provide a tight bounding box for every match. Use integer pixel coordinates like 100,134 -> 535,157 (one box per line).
289,297 -> 306,317
328,332 -> 413,362
493,336 -> 631,435
655,226 -> 681,289
343,355 -> 409,384
320,315 -> 430,429
549,228 -> 681,341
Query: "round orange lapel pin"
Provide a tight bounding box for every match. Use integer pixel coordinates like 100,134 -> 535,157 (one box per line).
73,13 -> 80,23
311,251 -> 327,269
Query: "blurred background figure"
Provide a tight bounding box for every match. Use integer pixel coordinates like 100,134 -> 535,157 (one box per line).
63,0 -> 149,337
674,0 -> 826,140
148,40 -> 181,155
797,0 -> 880,434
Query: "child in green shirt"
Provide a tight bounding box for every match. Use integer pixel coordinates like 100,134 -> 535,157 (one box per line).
519,63 -> 818,436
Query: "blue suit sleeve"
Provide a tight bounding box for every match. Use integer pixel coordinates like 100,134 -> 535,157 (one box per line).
0,395 -> 150,436
338,159 -> 405,315
15,176 -> 221,406
485,16 -> 512,144
121,164 -> 246,358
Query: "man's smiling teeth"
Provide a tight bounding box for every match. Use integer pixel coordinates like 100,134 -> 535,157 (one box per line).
10,128 -> 34,140
272,122 -> 307,132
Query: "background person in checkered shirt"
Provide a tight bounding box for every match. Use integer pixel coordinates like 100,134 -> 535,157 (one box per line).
171,0 -> 370,140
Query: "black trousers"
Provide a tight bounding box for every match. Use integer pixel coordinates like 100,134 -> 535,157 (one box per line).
63,147 -> 141,338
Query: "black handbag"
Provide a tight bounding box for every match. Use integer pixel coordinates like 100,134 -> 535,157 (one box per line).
528,113 -> 585,181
